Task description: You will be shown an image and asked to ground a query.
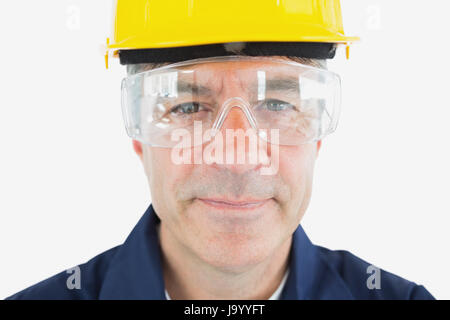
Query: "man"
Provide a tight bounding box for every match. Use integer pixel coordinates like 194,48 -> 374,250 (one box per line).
7,0 -> 434,300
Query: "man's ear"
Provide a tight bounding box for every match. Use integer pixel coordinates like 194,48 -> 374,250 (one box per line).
316,140 -> 322,157
132,140 -> 143,161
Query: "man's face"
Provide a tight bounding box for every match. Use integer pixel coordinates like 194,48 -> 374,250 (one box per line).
133,57 -> 321,271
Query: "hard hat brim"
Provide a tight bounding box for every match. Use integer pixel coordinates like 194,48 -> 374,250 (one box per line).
117,41 -> 341,65
108,22 -> 360,52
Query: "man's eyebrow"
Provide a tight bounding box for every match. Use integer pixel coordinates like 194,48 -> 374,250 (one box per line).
177,79 -> 214,95
175,77 -> 300,96
264,77 -> 300,92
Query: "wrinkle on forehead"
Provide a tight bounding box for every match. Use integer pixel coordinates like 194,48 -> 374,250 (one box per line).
174,60 -> 305,98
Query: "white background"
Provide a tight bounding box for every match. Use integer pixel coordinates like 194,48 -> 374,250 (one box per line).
0,0 -> 449,299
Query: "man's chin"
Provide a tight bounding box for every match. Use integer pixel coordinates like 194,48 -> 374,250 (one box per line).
175,197 -> 284,270
193,237 -> 276,273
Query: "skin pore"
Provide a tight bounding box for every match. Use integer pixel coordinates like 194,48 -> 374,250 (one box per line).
132,57 -> 322,299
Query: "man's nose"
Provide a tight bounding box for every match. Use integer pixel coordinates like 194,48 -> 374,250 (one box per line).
209,104 -> 267,175
219,104 -> 254,131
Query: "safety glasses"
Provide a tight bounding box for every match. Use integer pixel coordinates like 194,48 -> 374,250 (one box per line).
121,56 -> 341,147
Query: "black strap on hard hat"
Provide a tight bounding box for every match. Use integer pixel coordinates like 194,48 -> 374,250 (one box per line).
118,42 -> 337,65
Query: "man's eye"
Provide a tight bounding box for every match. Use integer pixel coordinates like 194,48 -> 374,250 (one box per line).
170,102 -> 203,115
260,99 -> 296,112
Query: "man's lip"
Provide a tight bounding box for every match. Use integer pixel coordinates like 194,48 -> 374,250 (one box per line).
197,198 -> 271,210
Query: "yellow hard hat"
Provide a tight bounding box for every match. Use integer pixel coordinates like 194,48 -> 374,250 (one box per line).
105,0 -> 359,68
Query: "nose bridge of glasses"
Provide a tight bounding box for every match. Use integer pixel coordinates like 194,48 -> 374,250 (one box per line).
212,97 -> 257,133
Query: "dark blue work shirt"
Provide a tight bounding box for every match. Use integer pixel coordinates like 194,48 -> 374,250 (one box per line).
6,204 -> 435,300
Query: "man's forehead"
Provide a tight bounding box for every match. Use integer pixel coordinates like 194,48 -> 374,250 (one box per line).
143,61 -> 305,97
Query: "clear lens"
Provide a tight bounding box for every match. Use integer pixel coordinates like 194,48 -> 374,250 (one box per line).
121,56 -> 341,147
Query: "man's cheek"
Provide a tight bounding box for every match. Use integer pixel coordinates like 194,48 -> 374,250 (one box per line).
277,148 -> 313,199
149,149 -> 192,197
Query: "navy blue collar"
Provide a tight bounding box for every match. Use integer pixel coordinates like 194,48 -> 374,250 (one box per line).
99,204 -> 354,299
